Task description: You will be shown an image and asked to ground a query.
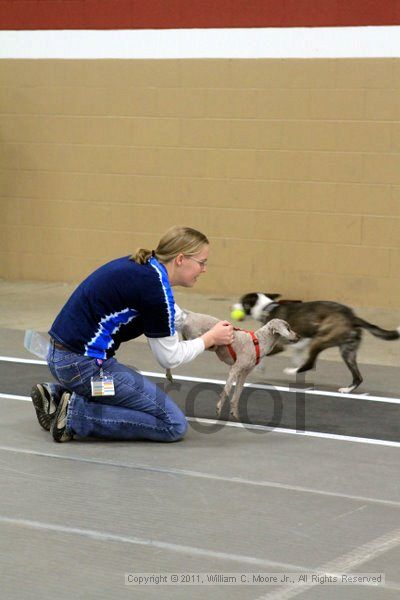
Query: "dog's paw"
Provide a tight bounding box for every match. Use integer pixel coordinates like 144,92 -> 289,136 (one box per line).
284,367 -> 299,375
230,409 -> 240,421
339,386 -> 356,394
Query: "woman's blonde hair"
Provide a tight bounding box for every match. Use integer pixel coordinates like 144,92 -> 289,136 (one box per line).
132,226 -> 209,265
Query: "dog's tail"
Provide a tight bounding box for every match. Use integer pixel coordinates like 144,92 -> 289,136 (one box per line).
354,318 -> 400,340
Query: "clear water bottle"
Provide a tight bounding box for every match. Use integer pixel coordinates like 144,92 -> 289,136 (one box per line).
24,329 -> 50,359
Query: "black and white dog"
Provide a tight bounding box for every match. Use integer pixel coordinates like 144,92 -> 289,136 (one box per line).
232,292 -> 400,393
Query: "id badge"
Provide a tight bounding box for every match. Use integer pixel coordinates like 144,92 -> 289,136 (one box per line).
91,374 -> 115,396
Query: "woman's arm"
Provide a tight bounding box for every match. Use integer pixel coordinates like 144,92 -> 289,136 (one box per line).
147,334 -> 205,369
148,304 -> 234,369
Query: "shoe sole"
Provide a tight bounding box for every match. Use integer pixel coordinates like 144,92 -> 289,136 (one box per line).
31,384 -> 53,431
51,393 -> 73,443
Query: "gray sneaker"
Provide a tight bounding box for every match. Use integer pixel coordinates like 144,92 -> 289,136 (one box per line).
31,384 -> 57,431
51,392 -> 73,443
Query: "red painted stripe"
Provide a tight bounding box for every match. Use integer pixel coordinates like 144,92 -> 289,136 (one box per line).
0,0 -> 399,30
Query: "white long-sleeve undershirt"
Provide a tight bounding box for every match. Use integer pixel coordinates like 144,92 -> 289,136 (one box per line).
147,304 -> 205,369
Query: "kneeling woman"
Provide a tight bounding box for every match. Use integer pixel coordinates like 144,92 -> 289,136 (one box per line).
31,226 -> 234,443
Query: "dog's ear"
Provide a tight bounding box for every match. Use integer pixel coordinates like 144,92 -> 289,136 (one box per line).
270,320 -> 282,335
269,318 -> 288,335
266,293 -> 281,300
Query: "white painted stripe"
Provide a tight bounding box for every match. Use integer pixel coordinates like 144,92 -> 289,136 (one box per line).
187,417 -> 400,448
0,355 -> 47,365
0,393 -> 30,401
0,516 -> 307,571
1,393 -> 399,447
0,26 -> 400,59
3,355 -> 399,405
256,527 -> 400,599
0,444 -> 398,508
142,371 -> 400,405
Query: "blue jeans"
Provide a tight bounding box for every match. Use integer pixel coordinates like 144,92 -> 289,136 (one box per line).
46,342 -> 188,442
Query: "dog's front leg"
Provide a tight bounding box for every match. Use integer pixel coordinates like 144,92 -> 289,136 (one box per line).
216,367 -> 237,418
230,368 -> 251,421
290,338 -> 311,367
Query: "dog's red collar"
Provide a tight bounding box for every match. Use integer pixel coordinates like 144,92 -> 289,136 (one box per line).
226,329 -> 261,365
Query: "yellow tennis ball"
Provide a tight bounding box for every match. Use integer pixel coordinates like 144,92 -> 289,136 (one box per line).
231,308 -> 245,321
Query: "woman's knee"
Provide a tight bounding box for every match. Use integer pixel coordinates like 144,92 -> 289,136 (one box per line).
168,416 -> 188,442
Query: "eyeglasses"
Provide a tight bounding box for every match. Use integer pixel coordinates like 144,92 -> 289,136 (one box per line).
185,256 -> 208,269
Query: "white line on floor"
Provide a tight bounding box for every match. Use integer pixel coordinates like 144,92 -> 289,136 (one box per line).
187,417 -> 400,448
142,371 -> 400,405
0,515 -> 307,571
1,392 -> 399,448
256,527 -> 400,599
1,355 -> 400,404
0,393 -> 30,401
0,444 -> 399,508
0,355 -> 46,365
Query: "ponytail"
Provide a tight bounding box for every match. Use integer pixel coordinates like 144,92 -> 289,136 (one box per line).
131,226 -> 209,265
131,248 -> 154,265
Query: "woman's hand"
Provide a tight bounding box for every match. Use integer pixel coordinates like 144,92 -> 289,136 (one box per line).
201,321 -> 234,348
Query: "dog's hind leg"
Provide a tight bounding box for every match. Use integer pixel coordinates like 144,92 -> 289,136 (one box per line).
338,332 -> 363,393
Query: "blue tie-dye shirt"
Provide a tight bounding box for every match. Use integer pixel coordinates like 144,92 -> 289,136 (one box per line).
49,256 -> 175,359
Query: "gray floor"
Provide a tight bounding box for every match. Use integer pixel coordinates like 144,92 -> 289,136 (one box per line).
1,282 -> 400,599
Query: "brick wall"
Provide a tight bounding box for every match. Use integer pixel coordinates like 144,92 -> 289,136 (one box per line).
1,59 -> 399,306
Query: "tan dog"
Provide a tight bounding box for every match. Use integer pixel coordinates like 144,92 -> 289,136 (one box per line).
179,310 -> 299,420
